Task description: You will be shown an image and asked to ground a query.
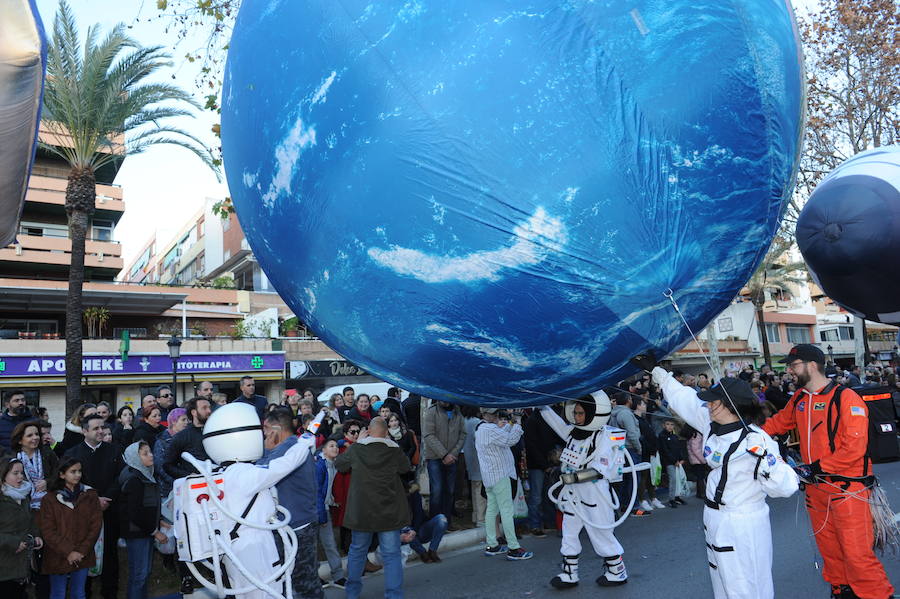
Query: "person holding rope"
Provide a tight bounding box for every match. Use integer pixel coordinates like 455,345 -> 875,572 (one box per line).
763,344 -> 894,599
632,353 -> 798,599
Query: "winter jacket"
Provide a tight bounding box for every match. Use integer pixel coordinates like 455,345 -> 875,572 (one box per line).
153,429 -> 175,498
232,394 -> 268,420
635,414 -> 658,461
657,430 -> 687,467
421,404 -> 466,461
132,422 -> 162,450
55,422 -> 84,457
523,410 -> 559,471
258,436 -> 317,528
118,467 -> 160,539
0,409 -> 32,454
335,436 -> 411,532
111,422 -> 135,450
403,394 -> 422,436
609,405 -> 641,454
163,424 -> 207,480
0,491 -> 40,582
38,486 -> 102,575
64,442 -> 124,500
314,455 -> 334,524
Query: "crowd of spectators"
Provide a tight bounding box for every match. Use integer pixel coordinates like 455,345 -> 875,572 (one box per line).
0,359 -> 897,599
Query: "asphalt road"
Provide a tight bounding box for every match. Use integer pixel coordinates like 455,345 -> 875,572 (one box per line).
326,460 -> 900,599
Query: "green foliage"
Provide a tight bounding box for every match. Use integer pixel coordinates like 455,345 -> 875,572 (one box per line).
41,0 -> 220,179
211,275 -> 235,289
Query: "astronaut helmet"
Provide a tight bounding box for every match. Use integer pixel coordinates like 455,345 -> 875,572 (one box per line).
202,402 -> 263,464
563,390 -> 611,431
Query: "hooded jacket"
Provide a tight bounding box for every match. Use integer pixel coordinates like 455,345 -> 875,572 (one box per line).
38,485 -> 102,575
118,442 -> 160,539
334,436 -> 411,532
0,487 -> 40,582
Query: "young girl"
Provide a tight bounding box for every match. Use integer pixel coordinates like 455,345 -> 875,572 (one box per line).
38,458 -> 102,599
119,442 -> 165,599
0,458 -> 43,599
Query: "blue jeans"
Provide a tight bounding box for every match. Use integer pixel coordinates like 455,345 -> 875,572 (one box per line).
125,537 -> 153,599
346,529 -> 403,599
426,459 -> 457,522
50,568 -> 88,599
526,469 -> 545,529
410,514 -> 448,554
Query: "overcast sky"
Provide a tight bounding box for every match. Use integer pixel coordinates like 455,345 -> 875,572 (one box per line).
35,0 -> 819,267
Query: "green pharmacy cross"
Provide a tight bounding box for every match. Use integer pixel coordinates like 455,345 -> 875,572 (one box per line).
251,356 -> 264,369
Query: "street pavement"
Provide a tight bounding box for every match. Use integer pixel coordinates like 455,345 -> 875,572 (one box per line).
326,460 -> 900,598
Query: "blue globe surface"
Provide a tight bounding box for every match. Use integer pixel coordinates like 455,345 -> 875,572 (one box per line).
222,0 -> 804,406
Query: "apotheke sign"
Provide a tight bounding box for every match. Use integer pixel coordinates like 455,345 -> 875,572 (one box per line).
0,353 -> 285,377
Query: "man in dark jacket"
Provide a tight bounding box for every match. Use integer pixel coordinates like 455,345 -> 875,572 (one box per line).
259,408 -> 320,599
65,414 -> 124,599
523,409 -> 558,536
0,389 -> 32,453
336,416 -> 411,599
231,376 -> 268,420
657,419 -> 687,507
403,393 -> 422,437
163,397 -> 211,479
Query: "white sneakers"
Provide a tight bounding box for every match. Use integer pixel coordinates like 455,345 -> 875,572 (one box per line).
639,500 -> 654,512
651,498 -> 666,509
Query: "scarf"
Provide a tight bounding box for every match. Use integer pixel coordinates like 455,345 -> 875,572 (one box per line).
388,426 -> 402,441
60,483 -> 84,505
123,441 -> 155,482
18,449 -> 45,508
2,480 -> 33,503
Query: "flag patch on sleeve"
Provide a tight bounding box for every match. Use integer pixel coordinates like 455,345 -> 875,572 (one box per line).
850,406 -> 865,416
609,434 -> 625,442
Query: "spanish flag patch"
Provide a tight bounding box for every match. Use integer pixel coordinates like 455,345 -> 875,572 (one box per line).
609,434 -> 625,442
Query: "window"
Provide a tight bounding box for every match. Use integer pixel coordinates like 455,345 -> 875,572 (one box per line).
839,326 -> 854,340
786,325 -> 809,344
92,219 -> 113,241
765,323 -> 780,343
23,226 -> 43,236
820,329 -> 839,342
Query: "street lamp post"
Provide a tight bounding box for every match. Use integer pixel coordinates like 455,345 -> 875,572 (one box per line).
168,335 -> 182,405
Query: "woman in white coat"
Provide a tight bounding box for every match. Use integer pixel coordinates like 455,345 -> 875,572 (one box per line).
633,356 -> 798,599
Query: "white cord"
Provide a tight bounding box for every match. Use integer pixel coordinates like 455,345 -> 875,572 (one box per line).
663,288 -> 750,432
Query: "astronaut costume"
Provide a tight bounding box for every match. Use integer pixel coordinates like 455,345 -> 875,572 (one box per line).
540,391 -> 638,589
173,403 -> 315,599
652,367 -> 799,599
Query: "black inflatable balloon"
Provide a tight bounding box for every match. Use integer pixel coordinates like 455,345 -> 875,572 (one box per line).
796,146 -> 900,325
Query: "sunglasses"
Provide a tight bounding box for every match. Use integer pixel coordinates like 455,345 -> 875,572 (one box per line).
348,429 -> 360,435
159,394 -> 172,398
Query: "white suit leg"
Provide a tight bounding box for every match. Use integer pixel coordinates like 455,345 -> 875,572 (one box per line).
579,484 -> 624,558
704,505 -> 773,599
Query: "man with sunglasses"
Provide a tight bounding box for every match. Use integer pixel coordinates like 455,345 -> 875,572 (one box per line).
156,385 -> 176,424
763,344 -> 893,599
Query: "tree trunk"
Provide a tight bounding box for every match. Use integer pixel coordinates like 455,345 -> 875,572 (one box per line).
64,169 -> 96,419
756,305 -> 772,368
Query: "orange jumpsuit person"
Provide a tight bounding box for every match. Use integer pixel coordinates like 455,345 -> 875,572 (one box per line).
763,344 -> 893,599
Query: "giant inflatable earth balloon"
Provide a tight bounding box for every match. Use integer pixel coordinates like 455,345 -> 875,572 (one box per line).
797,146 -> 900,326
222,0 -> 805,406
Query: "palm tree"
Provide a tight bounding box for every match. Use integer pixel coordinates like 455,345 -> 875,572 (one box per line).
744,237 -> 807,367
41,1 -> 217,416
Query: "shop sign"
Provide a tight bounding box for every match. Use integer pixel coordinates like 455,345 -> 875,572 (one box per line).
0,353 -> 285,377
288,360 -> 368,379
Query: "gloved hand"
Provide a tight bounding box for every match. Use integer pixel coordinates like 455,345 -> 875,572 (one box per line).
629,351 -> 657,373
650,366 -> 669,387
793,460 -> 822,482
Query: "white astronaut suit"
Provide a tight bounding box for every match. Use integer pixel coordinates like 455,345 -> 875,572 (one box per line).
540,391 -> 641,589
652,367 -> 799,599
173,402 -> 315,599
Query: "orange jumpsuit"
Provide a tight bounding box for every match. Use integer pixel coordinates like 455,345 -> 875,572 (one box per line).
763,383 -> 893,599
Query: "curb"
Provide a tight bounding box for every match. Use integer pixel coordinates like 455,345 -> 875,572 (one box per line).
318,527 -> 486,579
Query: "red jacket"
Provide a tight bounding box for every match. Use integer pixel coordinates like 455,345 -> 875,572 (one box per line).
763,382 -> 869,478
